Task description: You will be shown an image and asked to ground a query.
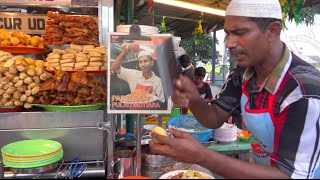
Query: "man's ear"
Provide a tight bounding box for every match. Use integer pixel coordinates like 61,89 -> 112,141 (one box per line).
267,21 -> 282,42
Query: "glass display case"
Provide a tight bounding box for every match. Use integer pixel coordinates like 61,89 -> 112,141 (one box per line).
0,0 -> 115,179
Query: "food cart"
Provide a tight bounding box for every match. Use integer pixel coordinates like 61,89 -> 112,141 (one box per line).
0,0 -> 256,179
0,0 -> 115,178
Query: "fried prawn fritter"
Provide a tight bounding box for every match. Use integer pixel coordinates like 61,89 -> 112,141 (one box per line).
43,32 -> 64,38
46,20 -> 59,25
44,39 -> 66,46
59,21 -> 85,28
65,27 -> 89,34
87,22 -> 99,30
47,11 -> 59,19
46,24 -> 63,30
46,28 -> 64,34
64,32 -> 88,38
71,37 -> 99,46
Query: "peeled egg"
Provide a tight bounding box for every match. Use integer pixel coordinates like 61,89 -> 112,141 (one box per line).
151,126 -> 169,144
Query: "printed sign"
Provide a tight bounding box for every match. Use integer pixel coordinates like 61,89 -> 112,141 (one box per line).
107,32 -> 174,114
0,13 -> 47,34
0,13 -> 98,35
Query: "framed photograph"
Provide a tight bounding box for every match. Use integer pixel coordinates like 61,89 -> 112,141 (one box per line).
107,32 -> 176,114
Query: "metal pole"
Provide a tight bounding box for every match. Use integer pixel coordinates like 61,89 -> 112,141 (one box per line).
125,0 -> 134,24
0,160 -> 4,179
211,31 -> 217,84
135,114 -> 142,176
158,115 -> 163,127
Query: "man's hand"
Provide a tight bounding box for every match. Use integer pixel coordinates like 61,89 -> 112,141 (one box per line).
172,74 -> 200,107
121,44 -> 130,53
149,127 -> 205,164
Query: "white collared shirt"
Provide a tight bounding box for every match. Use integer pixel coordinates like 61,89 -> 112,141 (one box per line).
118,67 -> 165,103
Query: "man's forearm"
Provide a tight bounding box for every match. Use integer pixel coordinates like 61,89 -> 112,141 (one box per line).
111,51 -> 128,72
198,148 -> 289,179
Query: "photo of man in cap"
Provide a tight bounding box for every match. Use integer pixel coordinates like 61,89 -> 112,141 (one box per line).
111,43 -> 165,103
149,0 -> 320,178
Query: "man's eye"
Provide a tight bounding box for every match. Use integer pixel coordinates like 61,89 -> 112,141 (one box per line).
235,31 -> 246,36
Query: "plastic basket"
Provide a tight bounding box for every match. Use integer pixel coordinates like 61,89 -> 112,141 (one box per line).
166,115 -> 213,142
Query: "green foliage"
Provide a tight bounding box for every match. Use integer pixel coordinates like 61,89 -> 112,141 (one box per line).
180,34 -> 218,61
299,4 -> 320,26
119,15 -> 139,25
155,24 -> 175,35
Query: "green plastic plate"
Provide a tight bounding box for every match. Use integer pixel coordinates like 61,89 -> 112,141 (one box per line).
3,149 -> 63,162
3,153 -> 63,168
33,103 -> 105,112
1,140 -> 62,157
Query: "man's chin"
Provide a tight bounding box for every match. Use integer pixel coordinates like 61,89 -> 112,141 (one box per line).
236,61 -> 250,68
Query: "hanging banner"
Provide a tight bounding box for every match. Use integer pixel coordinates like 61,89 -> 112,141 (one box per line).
0,0 -> 71,6
107,32 -> 175,114
0,13 -> 98,34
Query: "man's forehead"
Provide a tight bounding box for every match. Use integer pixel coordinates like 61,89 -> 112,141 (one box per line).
224,16 -> 255,30
138,56 -> 151,61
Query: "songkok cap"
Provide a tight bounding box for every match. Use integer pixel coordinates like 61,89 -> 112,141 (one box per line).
138,50 -> 152,60
226,0 -> 282,20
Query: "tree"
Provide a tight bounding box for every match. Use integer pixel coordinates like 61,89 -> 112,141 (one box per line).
180,34 -> 218,63
299,4 -> 320,26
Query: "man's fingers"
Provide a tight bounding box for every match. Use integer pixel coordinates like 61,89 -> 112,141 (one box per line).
168,127 -> 193,139
150,132 -> 173,146
149,140 -> 174,157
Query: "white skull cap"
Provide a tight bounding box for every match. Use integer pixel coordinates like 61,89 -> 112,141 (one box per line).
226,0 -> 282,20
138,50 -> 152,59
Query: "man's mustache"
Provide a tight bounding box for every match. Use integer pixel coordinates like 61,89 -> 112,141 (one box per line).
230,49 -> 246,55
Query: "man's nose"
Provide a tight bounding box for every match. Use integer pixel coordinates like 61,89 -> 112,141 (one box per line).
226,36 -> 237,49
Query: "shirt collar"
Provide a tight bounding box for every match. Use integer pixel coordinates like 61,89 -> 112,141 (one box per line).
182,64 -> 194,71
138,71 -> 156,81
243,43 -> 291,94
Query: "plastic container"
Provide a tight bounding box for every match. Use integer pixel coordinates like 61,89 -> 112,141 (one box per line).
166,115 -> 213,142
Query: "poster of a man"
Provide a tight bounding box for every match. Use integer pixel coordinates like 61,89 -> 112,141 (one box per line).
107,33 -> 172,114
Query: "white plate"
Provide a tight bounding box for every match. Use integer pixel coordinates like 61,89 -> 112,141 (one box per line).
143,124 -> 157,132
119,94 -> 158,103
159,170 -> 215,179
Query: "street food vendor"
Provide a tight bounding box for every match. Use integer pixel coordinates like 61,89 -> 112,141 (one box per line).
150,0 -> 320,178
111,44 -> 165,103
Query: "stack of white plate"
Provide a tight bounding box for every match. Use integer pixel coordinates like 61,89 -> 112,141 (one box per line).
213,123 -> 237,144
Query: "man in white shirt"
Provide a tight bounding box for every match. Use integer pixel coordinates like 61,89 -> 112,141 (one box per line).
111,44 -> 165,103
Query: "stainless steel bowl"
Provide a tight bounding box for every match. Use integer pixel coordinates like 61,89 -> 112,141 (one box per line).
142,154 -> 177,166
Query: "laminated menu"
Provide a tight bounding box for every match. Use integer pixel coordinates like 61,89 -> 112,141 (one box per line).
107,27 -> 177,114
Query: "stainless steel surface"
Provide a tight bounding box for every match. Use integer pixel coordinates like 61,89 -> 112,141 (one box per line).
131,128 -> 146,157
3,161 -> 104,179
135,114 -> 142,176
105,114 -> 116,178
142,163 -> 178,172
10,163 -> 58,174
0,111 -> 104,162
115,135 -> 152,147
99,0 -> 114,46
142,162 -> 193,179
143,154 -> 177,166
0,111 -> 104,129
112,156 -> 135,178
